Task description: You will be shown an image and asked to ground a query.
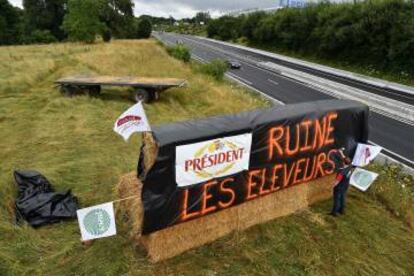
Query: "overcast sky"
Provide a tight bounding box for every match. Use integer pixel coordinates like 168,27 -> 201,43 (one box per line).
9,0 -> 279,19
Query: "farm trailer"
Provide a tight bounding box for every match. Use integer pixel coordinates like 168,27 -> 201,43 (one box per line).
55,75 -> 187,103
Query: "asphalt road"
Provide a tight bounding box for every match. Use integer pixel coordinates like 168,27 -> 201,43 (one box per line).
156,32 -> 414,169
191,36 -> 414,105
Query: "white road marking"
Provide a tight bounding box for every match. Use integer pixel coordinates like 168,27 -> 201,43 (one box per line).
369,108 -> 414,127
192,54 -> 207,63
268,79 -> 279,85
227,73 -> 253,85
368,140 -> 414,167
225,74 -> 284,105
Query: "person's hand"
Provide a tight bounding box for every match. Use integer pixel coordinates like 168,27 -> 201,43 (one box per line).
338,149 -> 346,159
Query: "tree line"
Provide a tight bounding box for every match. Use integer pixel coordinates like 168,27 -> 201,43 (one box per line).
152,12 -> 211,35
207,0 -> 414,75
0,0 -> 153,45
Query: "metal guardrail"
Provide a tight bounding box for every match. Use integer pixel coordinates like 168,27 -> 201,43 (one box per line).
196,35 -> 414,104
259,61 -> 414,126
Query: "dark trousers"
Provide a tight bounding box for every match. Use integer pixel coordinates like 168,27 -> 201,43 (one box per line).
332,186 -> 347,214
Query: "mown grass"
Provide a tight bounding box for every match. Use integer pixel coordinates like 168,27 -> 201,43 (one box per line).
0,39 -> 413,275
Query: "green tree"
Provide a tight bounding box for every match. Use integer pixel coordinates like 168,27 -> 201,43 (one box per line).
207,0 -> 414,75
207,19 -> 219,38
194,12 -> 211,24
136,18 -> 152,39
208,16 -> 240,41
0,0 -> 22,45
101,0 -> 135,38
241,12 -> 265,41
62,0 -> 105,43
23,0 -> 66,40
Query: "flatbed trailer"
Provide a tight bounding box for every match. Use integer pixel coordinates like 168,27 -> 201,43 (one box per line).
55,75 -> 187,103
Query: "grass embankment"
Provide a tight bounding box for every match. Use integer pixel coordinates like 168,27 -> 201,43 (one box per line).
0,39 -> 413,275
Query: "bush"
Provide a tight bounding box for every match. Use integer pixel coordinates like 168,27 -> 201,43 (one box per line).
197,59 -> 228,81
25,30 -> 57,44
166,45 -> 191,63
136,18 -> 152,39
102,29 -> 112,42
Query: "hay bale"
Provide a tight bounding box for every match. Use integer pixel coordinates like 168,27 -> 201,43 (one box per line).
141,132 -> 158,174
117,130 -> 335,262
116,172 -> 144,238
117,171 -> 334,262
116,132 -> 157,239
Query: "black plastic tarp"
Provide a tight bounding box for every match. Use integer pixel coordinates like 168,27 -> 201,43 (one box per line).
14,170 -> 79,227
138,99 -> 369,234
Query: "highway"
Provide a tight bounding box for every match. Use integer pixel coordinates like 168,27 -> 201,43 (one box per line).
156,32 -> 414,170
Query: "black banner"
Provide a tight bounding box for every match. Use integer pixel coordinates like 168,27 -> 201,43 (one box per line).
138,100 -> 369,234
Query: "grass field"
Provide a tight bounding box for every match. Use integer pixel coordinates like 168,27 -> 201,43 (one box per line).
0,39 -> 413,275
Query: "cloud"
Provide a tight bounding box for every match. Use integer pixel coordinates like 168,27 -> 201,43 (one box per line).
133,0 -> 279,19
133,1 -> 200,19
8,0 -> 279,19
9,0 -> 23,8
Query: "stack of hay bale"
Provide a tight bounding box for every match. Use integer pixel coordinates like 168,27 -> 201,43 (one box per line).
117,99 -> 368,262
117,134 -> 334,262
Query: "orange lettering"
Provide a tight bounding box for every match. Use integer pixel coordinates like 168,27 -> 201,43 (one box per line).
313,116 -> 327,150
300,120 -> 313,152
218,178 -> 236,209
259,168 -> 271,195
268,126 -> 284,160
293,158 -> 306,184
201,181 -> 218,215
325,113 -> 337,145
303,157 -> 314,182
181,189 -> 200,221
283,163 -> 296,187
325,149 -> 337,174
285,125 -> 300,156
246,169 -> 261,200
271,164 -> 283,191
312,152 -> 327,179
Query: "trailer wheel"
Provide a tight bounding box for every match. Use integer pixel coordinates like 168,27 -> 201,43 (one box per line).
88,85 -> 101,97
60,85 -> 76,97
153,90 -> 160,101
132,88 -> 150,103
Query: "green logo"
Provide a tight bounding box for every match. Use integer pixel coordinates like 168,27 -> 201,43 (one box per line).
353,171 -> 373,188
83,208 -> 111,236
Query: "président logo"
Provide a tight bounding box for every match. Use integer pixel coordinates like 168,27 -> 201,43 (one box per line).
116,115 -> 142,127
176,133 -> 252,187
184,139 -> 245,178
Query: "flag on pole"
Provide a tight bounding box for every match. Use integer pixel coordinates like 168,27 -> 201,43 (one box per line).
77,202 -> 117,241
352,143 -> 382,167
113,102 -> 151,141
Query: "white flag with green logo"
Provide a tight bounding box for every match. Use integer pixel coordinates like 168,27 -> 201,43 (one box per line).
350,168 -> 379,192
77,202 -> 116,241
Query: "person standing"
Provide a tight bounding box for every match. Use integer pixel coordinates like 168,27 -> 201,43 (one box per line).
330,149 -> 354,217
